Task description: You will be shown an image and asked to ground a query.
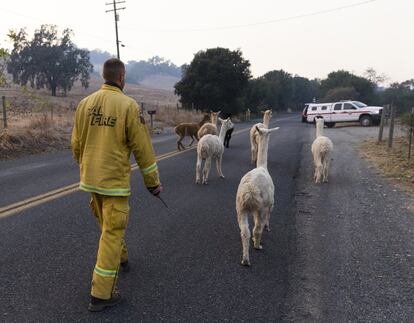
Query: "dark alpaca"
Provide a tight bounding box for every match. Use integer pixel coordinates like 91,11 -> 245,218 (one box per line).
224,127 -> 234,148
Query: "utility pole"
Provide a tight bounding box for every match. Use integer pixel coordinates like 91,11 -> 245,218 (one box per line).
105,0 -> 126,59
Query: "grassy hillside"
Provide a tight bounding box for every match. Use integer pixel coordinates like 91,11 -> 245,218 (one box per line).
0,75 -> 204,159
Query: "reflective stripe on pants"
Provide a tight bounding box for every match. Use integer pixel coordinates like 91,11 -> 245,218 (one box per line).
89,193 -> 130,299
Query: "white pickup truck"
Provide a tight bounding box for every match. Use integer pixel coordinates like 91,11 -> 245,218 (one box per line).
302,100 -> 383,127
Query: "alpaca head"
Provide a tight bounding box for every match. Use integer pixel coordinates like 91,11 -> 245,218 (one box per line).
255,125 -> 279,138
264,109 -> 272,117
200,113 -> 211,125
261,109 -> 273,124
210,111 -> 221,124
255,125 -> 279,168
315,116 -> 324,123
218,117 -> 233,131
315,116 -> 324,136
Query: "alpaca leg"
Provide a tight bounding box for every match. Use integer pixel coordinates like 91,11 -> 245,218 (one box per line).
225,129 -> 233,148
188,135 -> 195,147
315,164 -> 323,183
224,132 -> 230,148
312,150 -> 318,182
323,159 -> 330,183
216,155 -> 225,179
238,212 -> 251,266
264,206 -> 272,232
313,153 -> 322,183
196,156 -> 202,184
177,135 -> 185,151
252,210 -> 265,250
202,157 -> 212,184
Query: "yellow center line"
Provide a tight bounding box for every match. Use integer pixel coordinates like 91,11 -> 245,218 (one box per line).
0,148 -> 195,219
0,124 -> 254,219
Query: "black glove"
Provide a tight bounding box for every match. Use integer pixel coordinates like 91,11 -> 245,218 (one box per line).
147,184 -> 163,197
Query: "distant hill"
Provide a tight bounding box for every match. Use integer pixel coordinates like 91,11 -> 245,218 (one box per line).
88,49 -> 114,75
139,74 -> 180,91
88,49 -> 182,91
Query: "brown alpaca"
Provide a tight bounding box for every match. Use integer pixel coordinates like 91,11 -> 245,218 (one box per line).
174,114 -> 210,150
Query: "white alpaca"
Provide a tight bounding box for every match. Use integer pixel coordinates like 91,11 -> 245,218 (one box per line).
250,109 -> 272,165
236,125 -> 280,266
196,117 -> 233,184
311,117 -> 333,183
197,111 -> 221,139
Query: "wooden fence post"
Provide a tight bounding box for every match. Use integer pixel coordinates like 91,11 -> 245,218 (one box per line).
2,96 -> 7,129
377,104 -> 388,143
140,102 -> 145,118
388,105 -> 396,149
408,107 -> 414,160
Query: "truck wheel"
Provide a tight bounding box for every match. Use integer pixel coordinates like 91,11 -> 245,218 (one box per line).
326,122 -> 335,128
360,115 -> 373,127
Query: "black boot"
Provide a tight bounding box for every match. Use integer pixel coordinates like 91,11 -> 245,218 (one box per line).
88,292 -> 122,312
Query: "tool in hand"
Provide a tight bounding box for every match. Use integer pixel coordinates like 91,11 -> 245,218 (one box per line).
157,196 -> 168,209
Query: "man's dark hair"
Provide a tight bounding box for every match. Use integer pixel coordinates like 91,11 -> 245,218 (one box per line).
103,58 -> 125,82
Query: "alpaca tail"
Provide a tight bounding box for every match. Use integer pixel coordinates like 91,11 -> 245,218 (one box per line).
319,141 -> 332,161
198,144 -> 209,160
174,125 -> 180,135
238,183 -> 262,211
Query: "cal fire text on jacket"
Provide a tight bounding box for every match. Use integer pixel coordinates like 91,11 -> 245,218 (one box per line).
87,106 -> 117,127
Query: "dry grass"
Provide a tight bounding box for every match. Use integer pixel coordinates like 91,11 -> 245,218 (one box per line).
359,135 -> 414,210
0,78 -> 203,159
0,112 -> 73,159
152,106 -> 205,126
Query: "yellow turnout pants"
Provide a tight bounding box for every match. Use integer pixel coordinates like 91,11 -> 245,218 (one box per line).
89,193 -> 129,299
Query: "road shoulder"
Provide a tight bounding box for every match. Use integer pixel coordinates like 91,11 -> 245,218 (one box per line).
284,124 -> 414,322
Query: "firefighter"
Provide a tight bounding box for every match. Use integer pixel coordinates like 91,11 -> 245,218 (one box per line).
71,58 -> 162,312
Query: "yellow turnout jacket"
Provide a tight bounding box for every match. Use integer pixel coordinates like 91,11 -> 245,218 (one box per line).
71,83 -> 160,196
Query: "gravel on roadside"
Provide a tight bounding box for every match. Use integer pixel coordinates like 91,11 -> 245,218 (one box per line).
284,124 -> 414,322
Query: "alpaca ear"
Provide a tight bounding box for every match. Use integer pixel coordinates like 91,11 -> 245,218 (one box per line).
218,117 -> 224,122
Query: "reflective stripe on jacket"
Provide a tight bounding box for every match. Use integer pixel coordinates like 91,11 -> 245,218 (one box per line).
71,84 -> 160,196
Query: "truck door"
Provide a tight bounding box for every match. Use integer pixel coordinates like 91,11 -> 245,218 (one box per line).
342,102 -> 358,121
331,103 -> 344,122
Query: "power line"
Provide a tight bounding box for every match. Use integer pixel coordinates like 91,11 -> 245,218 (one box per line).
0,7 -> 115,45
105,1 -> 126,59
0,0 -> 380,55
122,0 -> 379,33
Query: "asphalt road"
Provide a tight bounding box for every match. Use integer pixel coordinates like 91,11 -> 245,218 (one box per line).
0,115 -> 413,322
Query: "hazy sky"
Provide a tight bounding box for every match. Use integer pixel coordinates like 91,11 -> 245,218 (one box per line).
0,0 -> 413,84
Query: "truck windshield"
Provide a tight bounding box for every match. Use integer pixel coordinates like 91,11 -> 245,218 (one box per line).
353,101 -> 367,108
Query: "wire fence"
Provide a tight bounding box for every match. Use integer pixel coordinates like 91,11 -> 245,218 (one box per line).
0,93 -> 206,132
377,104 -> 414,162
